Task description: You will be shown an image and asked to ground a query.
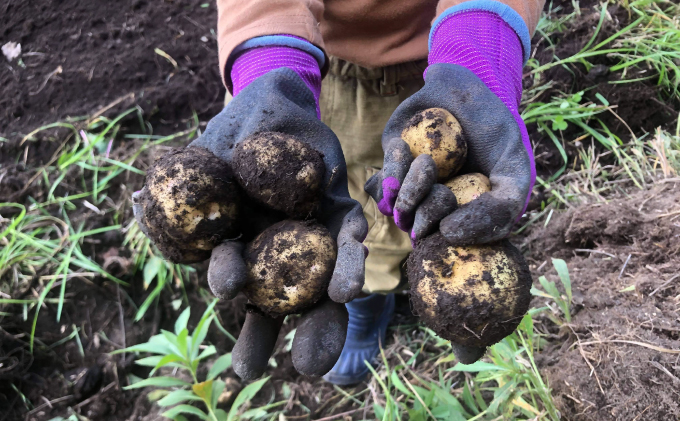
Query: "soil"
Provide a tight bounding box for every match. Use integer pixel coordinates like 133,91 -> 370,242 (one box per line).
140,146 -> 241,264
407,235 -> 532,349
1,0 -> 226,141
527,0 -> 680,188
233,132 -> 325,218
2,0 -> 680,420
522,182 -> 680,420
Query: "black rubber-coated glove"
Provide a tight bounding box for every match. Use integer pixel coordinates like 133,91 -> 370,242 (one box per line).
133,69 -> 367,379
365,63 -> 533,245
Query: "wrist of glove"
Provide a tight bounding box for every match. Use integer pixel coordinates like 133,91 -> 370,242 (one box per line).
230,35 -> 323,117
365,8 -> 535,246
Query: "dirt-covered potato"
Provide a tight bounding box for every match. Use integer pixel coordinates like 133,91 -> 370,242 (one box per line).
402,108 -> 467,180
407,234 -> 531,347
138,147 -> 241,263
445,173 -> 491,206
233,132 -> 325,218
243,220 -> 337,316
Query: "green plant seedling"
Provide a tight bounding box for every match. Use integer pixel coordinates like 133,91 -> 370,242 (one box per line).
113,301 -> 274,421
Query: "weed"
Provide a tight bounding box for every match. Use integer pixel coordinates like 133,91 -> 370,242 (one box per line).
0,109 -> 199,351
532,258 -> 573,325
365,311 -> 558,420
114,301 -> 278,421
522,90 -> 610,181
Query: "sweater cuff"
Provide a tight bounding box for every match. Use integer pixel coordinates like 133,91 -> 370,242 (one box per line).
430,0 -> 531,64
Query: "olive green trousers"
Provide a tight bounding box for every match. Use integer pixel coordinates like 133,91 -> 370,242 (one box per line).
320,57 -> 427,293
226,56 -> 427,293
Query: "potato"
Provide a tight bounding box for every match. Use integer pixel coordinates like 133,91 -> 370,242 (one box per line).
243,220 -> 337,316
138,147 -> 241,263
401,108 -> 467,180
233,133 -> 325,218
445,173 -> 491,206
407,234 -> 531,347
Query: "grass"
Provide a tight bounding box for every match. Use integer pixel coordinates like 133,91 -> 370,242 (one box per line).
3,0 -> 680,419
359,311 -> 559,421
519,0 -> 680,219
0,108 -> 199,352
532,0 -> 680,99
113,300 -> 275,421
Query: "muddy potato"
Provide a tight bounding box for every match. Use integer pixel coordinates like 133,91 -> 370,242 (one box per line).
138,147 -> 241,263
233,133 -> 325,218
243,220 -> 337,316
407,234 -> 531,347
445,173 -> 491,206
402,108 -> 467,180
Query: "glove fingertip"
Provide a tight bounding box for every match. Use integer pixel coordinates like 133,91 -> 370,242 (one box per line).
328,275 -> 363,303
440,195 -> 516,246
292,300 -> 348,376
232,309 -> 284,380
208,242 -> 247,300
376,177 -> 400,216
393,208 -> 414,232
451,342 -> 487,365
439,214 -> 473,246
328,241 -> 365,303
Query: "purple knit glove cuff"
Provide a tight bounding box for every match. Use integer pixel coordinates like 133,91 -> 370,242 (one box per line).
231,38 -> 322,118
428,10 -> 536,214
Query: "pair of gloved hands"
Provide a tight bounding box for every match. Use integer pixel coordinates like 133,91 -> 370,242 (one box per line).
134,9 -> 535,378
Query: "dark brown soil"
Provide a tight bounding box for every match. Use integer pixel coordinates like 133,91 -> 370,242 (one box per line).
522,182 -> 680,420
407,235 -> 532,348
2,0 -> 680,420
233,132 -> 325,218
1,0 -> 225,141
139,146 -> 241,263
527,1 -> 679,189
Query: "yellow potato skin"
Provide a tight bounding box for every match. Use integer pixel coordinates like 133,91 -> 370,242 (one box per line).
147,164 -> 238,250
139,147 -> 242,264
444,173 -> 491,206
401,108 -> 467,180
243,220 -> 337,316
416,245 -> 518,319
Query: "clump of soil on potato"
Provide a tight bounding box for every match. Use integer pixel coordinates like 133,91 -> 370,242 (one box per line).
402,108 -> 467,180
408,234 -> 532,348
138,146 -> 241,263
233,133 -> 325,218
243,220 -> 337,317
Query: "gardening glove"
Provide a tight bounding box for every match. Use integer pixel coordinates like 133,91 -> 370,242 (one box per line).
136,39 -> 367,379
365,6 -> 536,246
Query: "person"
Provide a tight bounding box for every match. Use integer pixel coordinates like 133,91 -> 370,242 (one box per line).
137,0 -> 542,385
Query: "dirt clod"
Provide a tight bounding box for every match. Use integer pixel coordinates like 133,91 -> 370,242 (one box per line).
233,132 -> 325,218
